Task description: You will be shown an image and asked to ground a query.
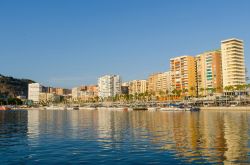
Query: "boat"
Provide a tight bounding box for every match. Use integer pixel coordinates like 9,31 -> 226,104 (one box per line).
159,104 -> 200,112
127,107 -> 133,111
148,107 -> 159,111
45,105 -> 66,110
67,105 -> 79,110
97,107 -> 108,110
109,107 -> 125,111
189,106 -> 200,112
79,107 -> 97,110
132,105 -> 148,111
160,104 -> 187,111
160,107 -> 186,111
0,106 -> 11,110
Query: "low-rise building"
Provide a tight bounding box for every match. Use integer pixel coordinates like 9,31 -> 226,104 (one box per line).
72,85 -> 98,101
39,93 -> 61,103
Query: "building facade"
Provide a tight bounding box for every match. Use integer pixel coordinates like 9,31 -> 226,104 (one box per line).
170,56 -> 196,96
39,93 -> 61,103
72,85 -> 98,101
129,80 -> 147,95
98,75 -> 122,98
196,50 -> 223,96
221,38 -> 246,88
121,82 -> 129,95
28,83 -> 42,102
147,72 -> 171,95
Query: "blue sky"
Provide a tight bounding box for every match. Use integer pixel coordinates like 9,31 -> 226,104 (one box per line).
0,0 -> 250,88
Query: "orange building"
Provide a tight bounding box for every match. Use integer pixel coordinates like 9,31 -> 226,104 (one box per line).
196,50 -> 223,96
170,56 -> 196,96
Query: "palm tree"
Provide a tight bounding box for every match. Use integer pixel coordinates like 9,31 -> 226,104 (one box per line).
246,84 -> 250,97
211,88 -> 216,95
216,86 -> 223,93
159,90 -> 165,101
172,89 -> 178,100
176,90 -> 182,99
190,86 -> 195,97
165,89 -> 169,101
200,88 -> 204,97
129,94 -> 134,103
182,88 -> 188,100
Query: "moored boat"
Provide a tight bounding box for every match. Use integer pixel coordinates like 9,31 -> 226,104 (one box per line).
107,107 -> 125,111
0,106 -> 11,110
132,106 -> 148,111
45,106 -> 66,110
148,107 -> 159,111
80,107 -> 97,110
67,106 -> 79,110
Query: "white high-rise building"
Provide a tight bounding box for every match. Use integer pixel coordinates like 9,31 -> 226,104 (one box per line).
221,38 -> 246,88
28,83 -> 42,102
98,75 -> 122,98
72,87 -> 81,100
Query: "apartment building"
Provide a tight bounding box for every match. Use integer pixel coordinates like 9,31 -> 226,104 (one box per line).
39,93 -> 61,103
170,56 -> 196,96
221,38 -> 246,88
28,83 -> 43,102
98,75 -> 122,98
72,85 -> 98,101
147,71 -> 171,95
129,80 -> 147,95
196,50 -> 223,95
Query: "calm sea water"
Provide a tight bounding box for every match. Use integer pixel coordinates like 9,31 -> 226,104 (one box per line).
0,109 -> 250,164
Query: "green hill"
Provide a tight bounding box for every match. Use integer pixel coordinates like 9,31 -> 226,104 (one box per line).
0,74 -> 35,98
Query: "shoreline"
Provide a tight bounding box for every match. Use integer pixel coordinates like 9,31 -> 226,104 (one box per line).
4,105 -> 250,111
200,106 -> 250,111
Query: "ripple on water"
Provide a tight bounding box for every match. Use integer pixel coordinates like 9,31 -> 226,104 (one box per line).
0,110 -> 250,164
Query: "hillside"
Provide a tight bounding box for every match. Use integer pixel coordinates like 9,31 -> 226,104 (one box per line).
0,74 -> 35,98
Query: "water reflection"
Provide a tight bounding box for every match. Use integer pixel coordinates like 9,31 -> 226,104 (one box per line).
1,110 -> 250,164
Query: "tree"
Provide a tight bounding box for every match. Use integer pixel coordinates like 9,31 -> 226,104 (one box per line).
159,90 -> 165,101
172,89 -> 178,100
200,88 -> 204,97
176,90 -> 182,98
165,89 -> 169,101
182,88 -> 188,100
190,86 -> 195,97
216,86 -> 222,93
7,98 -> 23,105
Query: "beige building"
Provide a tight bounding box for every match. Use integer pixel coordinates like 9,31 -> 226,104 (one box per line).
129,80 -> 147,95
39,93 -> 60,103
196,50 -> 223,96
221,38 -> 246,88
72,85 -> 98,101
48,87 -> 71,96
147,72 -> 171,95
170,56 -> 196,96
